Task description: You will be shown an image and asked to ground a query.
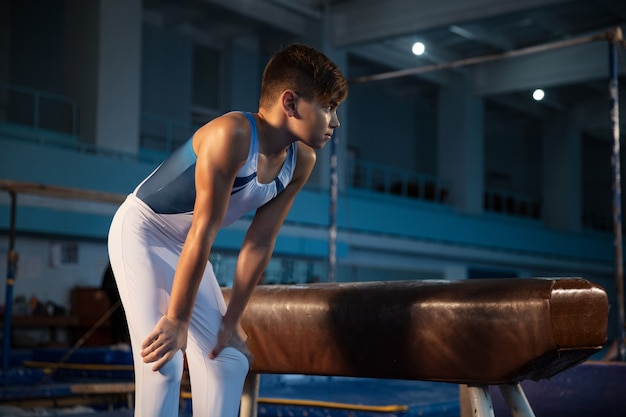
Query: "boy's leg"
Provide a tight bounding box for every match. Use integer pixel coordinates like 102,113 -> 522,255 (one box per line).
132,349 -> 184,417
186,344 -> 249,417
108,204 -> 184,417
185,267 -> 250,417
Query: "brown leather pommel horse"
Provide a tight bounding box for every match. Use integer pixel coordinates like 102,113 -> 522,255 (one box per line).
224,278 -> 608,417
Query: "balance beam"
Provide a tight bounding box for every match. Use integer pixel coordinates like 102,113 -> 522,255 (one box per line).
225,278 -> 608,417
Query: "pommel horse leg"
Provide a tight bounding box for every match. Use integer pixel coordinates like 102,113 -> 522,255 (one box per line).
240,372 -> 260,417
465,385 -> 494,417
462,383 -> 536,417
498,383 -> 536,417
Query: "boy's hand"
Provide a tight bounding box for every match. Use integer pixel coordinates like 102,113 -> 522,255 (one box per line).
141,315 -> 188,371
210,321 -> 253,366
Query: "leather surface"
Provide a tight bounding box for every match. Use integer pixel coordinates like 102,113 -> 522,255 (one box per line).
223,278 -> 608,384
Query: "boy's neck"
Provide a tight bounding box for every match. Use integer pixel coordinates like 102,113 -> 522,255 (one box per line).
255,109 -> 294,155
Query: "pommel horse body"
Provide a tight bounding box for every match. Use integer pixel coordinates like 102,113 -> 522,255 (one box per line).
224,278 -> 608,417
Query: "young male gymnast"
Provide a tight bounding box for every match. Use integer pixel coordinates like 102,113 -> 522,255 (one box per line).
107,43 -> 348,417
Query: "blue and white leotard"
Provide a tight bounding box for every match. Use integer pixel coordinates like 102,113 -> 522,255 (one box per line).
135,111 -> 297,226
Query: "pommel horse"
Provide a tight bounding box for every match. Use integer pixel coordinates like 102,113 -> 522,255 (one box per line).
224,277 -> 608,417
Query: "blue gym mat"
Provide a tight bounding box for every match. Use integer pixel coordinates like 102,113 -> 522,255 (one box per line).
257,375 -> 459,417
3,347 -> 460,417
5,348 -> 626,417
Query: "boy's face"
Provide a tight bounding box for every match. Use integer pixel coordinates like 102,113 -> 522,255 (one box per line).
292,94 -> 341,149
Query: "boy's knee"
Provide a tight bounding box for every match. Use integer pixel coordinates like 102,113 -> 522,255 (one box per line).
213,347 -> 250,380
155,353 -> 185,383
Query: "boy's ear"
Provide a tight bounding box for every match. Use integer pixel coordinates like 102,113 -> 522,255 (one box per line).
282,90 -> 298,117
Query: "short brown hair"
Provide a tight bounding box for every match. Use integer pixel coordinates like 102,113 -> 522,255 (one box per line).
259,43 -> 348,109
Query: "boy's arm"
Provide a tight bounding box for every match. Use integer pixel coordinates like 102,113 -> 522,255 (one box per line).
210,142 -> 317,360
140,114 -> 249,371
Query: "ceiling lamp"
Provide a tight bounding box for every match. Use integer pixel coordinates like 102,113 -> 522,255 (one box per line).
532,89 -> 545,101
412,41 -> 425,56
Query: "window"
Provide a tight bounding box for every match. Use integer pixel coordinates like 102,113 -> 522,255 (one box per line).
192,45 -> 220,111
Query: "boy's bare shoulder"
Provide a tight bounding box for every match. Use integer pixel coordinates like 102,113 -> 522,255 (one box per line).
193,112 -> 251,156
202,112 -> 250,139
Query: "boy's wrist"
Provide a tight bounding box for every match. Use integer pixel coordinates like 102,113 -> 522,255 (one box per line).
165,313 -> 190,327
221,312 -> 242,330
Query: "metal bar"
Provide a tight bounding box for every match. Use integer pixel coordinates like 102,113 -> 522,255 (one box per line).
0,179 -> 125,204
240,372 -> 260,417
2,191 -> 17,373
609,32 -> 625,361
328,133 -> 338,283
466,385 -> 495,417
498,383 -> 536,417
72,101 -> 79,136
350,27 -> 619,84
33,92 -> 40,130
258,397 -> 408,412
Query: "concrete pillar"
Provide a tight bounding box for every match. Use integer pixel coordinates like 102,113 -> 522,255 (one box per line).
223,35 -> 261,113
64,0 -> 141,154
542,112 -> 582,232
437,75 -> 484,214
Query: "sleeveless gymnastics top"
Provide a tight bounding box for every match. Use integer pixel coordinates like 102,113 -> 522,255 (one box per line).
134,112 -> 297,227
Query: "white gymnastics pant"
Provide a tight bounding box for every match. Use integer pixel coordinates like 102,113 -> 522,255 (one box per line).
108,194 -> 249,417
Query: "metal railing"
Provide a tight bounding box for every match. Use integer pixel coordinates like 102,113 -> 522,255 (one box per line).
483,187 -> 541,219
345,159 -> 546,220
345,159 -> 451,204
0,81 -> 79,136
139,113 -> 199,155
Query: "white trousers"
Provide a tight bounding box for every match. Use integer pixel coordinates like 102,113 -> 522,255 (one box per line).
108,194 -> 249,417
